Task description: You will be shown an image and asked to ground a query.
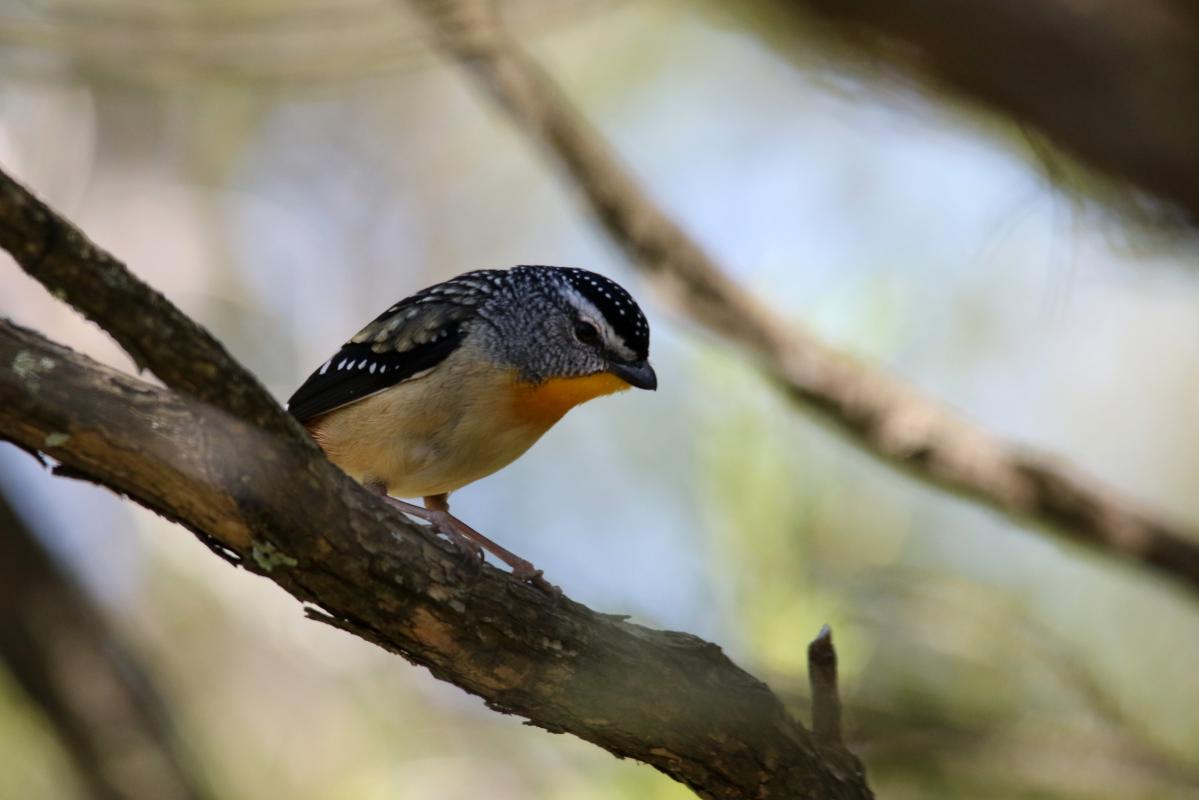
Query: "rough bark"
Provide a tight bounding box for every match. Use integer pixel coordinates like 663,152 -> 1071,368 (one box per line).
0,319 -> 871,800
0,491 -> 214,800
0,170 -> 294,435
409,0 -> 1199,598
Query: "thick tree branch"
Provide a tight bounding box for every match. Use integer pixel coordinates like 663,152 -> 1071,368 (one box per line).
0,170 -> 295,435
408,0 -> 1199,597
0,490 -> 214,800
0,319 -> 872,799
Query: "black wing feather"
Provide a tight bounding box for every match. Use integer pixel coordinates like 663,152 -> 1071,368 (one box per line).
288,271 -> 508,423
286,326 -> 463,423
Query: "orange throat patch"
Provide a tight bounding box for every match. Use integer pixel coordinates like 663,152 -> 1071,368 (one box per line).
510,372 -> 630,427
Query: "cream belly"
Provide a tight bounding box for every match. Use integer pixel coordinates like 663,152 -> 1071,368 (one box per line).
308,358 -> 555,498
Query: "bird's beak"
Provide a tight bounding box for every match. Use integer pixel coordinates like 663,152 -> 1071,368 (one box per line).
611,359 -> 657,391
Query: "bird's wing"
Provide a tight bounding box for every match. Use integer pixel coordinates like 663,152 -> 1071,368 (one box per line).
286,271 -> 501,423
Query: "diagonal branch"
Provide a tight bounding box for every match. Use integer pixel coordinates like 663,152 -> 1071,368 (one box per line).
0,318 -> 872,799
408,0 -> 1199,597
0,170 -> 295,435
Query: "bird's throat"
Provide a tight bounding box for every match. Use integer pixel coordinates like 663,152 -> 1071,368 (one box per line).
510,372 -> 630,426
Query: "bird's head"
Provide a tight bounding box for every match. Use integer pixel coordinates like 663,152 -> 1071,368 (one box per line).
476,266 -> 657,393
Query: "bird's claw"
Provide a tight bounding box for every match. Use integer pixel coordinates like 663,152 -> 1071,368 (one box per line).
512,563 -> 560,597
420,504 -> 559,596
510,561 -> 539,580
432,525 -> 486,570
535,578 -> 563,599
449,534 -> 486,563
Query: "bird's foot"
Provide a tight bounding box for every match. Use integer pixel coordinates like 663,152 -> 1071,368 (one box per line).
376,495 -> 484,567
431,510 -> 560,596
421,498 -> 557,596
424,509 -> 487,565
509,560 -> 560,598
377,492 -> 557,595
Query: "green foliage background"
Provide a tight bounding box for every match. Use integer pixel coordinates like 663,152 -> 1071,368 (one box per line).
2,1 -> 1198,798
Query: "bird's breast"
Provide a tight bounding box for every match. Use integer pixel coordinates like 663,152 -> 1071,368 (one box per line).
307,361 -> 630,498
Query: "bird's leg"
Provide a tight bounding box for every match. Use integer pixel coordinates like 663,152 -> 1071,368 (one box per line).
423,494 -> 559,595
363,481 -> 484,564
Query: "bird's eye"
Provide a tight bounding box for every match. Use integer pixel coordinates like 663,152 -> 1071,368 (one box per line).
574,320 -> 601,345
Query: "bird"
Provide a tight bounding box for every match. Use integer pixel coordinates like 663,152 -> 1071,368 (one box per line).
286,265 -> 656,592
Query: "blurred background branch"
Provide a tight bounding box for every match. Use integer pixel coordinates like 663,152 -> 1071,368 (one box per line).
410,0 -> 1199,597
0,0 -> 614,85
0,487 -> 213,800
770,0 -> 1199,225
6,0 -> 1197,228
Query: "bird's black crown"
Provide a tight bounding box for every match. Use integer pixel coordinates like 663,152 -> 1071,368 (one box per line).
517,266 -> 650,360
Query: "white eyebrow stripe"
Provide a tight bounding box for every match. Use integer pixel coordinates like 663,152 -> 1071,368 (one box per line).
562,284 -> 642,360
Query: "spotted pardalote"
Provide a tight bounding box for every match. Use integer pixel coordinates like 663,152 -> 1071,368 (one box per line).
287,265 -> 656,590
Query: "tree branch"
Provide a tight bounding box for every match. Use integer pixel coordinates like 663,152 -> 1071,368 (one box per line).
0,318 -> 872,799
407,0 -> 1199,597
0,489 -> 214,800
0,169 -> 295,435
808,625 -> 842,746
783,0 -> 1199,224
